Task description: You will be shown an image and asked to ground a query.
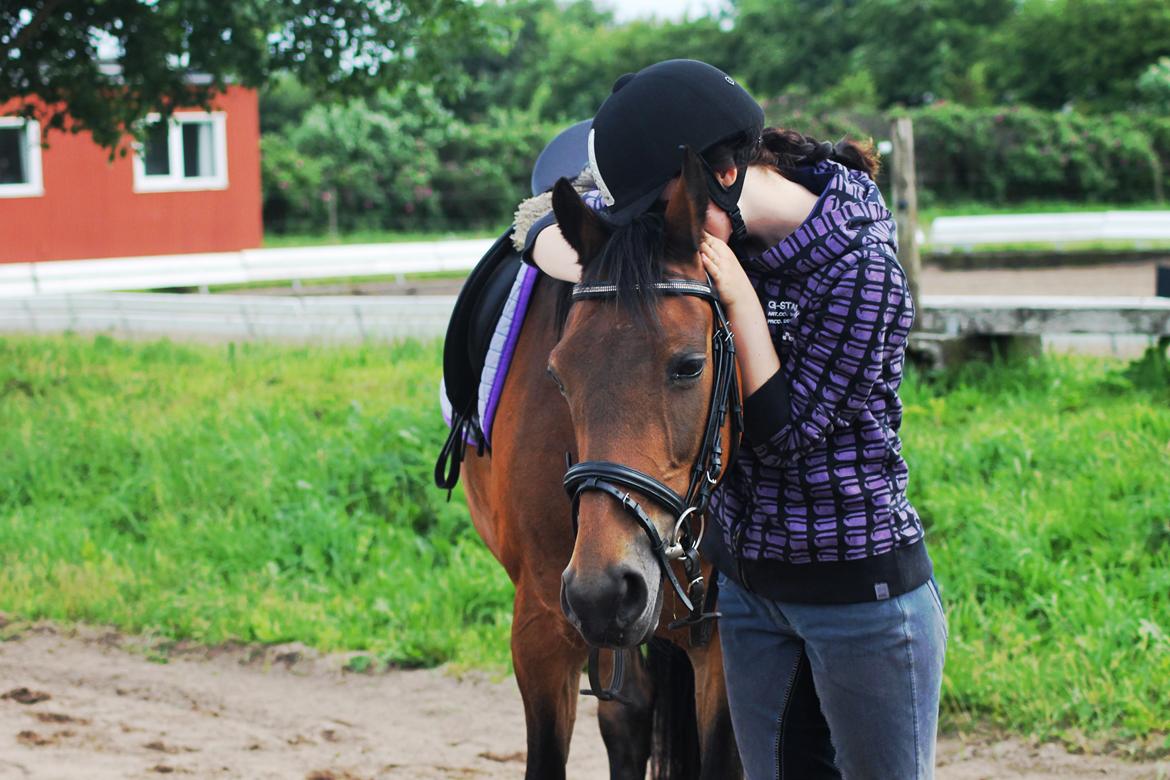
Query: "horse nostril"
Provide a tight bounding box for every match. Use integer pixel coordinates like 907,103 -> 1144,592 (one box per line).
560,569 -> 580,625
561,563 -> 651,644
614,568 -> 648,628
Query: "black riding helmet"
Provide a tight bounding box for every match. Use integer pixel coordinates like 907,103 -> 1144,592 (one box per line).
588,59 -> 765,243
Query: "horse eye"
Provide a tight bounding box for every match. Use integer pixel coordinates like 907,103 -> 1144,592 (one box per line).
547,366 -> 566,395
671,356 -> 706,382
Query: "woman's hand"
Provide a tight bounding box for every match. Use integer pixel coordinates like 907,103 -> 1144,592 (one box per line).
699,232 -> 754,312
698,232 -> 781,397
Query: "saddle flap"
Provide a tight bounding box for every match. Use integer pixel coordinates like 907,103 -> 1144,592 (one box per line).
440,228 -> 520,416
468,251 -> 524,377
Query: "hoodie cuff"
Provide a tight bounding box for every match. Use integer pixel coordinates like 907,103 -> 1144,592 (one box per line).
742,368 -> 791,447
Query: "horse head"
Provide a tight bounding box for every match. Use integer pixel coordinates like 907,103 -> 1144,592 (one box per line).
549,148 -> 739,648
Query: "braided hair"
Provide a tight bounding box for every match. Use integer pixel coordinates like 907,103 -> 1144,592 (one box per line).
704,127 -> 880,179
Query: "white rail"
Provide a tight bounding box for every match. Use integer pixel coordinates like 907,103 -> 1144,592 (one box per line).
928,211 -> 1170,249
0,293 -> 458,342
0,238 -> 494,298
2,293 -> 1168,344
3,212 -> 1166,299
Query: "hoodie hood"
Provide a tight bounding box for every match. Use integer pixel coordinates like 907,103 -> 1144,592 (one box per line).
747,159 -> 897,278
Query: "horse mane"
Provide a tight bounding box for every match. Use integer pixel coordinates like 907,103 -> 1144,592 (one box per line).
556,208 -> 667,332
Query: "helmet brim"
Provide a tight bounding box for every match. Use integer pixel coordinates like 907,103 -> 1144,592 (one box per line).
531,119 -> 593,197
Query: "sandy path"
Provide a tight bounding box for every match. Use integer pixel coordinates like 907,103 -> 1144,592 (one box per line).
918,259 -> 1166,298
1,623 -> 1167,779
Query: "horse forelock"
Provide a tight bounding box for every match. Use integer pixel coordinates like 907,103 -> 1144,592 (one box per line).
570,210 -> 667,331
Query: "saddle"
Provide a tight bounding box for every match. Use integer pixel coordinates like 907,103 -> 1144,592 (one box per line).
434,118 -> 593,494
434,228 -> 525,492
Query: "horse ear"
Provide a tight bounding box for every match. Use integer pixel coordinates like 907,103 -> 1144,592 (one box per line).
664,147 -> 710,262
552,177 -> 608,263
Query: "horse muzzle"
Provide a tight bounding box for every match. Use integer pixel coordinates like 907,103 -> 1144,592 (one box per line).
560,564 -> 661,648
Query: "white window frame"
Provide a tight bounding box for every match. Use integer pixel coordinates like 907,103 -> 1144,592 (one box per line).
0,118 -> 44,199
132,111 -> 229,193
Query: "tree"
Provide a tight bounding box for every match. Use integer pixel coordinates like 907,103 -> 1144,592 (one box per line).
1137,57 -> 1170,108
727,0 -> 1014,109
0,0 -> 492,151
446,0 -> 729,125
729,0 -> 866,101
987,0 -> 1170,110
850,0 -> 1014,106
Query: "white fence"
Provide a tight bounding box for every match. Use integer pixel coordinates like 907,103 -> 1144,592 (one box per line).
2,210 -> 1168,299
0,292 -> 458,342
0,239 -> 495,298
928,211 -> 1170,249
3,293 -> 1168,345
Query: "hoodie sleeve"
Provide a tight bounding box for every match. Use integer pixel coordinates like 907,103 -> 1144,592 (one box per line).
742,253 -> 914,466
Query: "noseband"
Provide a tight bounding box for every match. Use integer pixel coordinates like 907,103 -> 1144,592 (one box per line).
562,277 -> 743,698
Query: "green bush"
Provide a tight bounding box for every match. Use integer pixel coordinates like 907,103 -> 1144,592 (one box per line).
1133,112 -> 1170,199
907,104 -> 1166,206
262,91 -> 560,235
261,84 -> 1170,235
262,90 -> 451,234
432,107 -> 562,230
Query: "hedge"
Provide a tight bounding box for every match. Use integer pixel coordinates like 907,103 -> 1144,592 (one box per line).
262,99 -> 1170,235
907,104 -> 1168,206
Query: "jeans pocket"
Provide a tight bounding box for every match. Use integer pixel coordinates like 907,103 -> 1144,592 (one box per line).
926,577 -> 949,640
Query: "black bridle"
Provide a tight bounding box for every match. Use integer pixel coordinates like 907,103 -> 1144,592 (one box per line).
561,277 -> 743,699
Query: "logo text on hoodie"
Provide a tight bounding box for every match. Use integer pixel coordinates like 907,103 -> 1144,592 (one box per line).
766,299 -> 799,328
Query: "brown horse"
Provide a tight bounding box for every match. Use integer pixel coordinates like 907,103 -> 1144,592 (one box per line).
461,150 -> 742,780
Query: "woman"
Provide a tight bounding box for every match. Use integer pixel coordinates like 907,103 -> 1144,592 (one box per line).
523,59 -> 946,779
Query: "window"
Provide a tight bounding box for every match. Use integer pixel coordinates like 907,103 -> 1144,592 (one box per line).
0,118 -> 44,198
133,112 -> 228,192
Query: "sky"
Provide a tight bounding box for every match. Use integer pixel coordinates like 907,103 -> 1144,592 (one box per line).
597,0 -> 729,23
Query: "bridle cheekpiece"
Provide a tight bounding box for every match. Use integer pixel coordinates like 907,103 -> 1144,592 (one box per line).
562,276 -> 744,699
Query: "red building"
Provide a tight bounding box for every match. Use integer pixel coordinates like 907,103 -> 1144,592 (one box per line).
0,86 -> 262,264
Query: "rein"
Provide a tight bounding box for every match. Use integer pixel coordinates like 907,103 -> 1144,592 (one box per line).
562,277 -> 743,700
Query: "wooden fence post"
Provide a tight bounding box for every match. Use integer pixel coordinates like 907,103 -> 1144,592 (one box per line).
890,117 -> 922,309
326,186 -> 340,239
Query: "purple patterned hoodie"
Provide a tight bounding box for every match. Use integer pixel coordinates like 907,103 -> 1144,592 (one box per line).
707,159 -> 931,604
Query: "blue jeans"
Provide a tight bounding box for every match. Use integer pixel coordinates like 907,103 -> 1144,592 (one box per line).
717,572 -> 948,780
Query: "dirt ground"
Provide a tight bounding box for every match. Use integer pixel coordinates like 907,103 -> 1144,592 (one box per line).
1,622 -> 1167,780
917,259 -> 1165,298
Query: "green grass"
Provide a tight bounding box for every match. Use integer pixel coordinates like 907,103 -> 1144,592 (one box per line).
901,351 -> 1170,751
204,269 -> 470,294
0,335 -> 513,669
1,335 -> 1168,751
262,227 -> 500,248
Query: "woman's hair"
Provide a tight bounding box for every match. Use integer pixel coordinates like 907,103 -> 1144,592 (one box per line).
704,127 -> 880,179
